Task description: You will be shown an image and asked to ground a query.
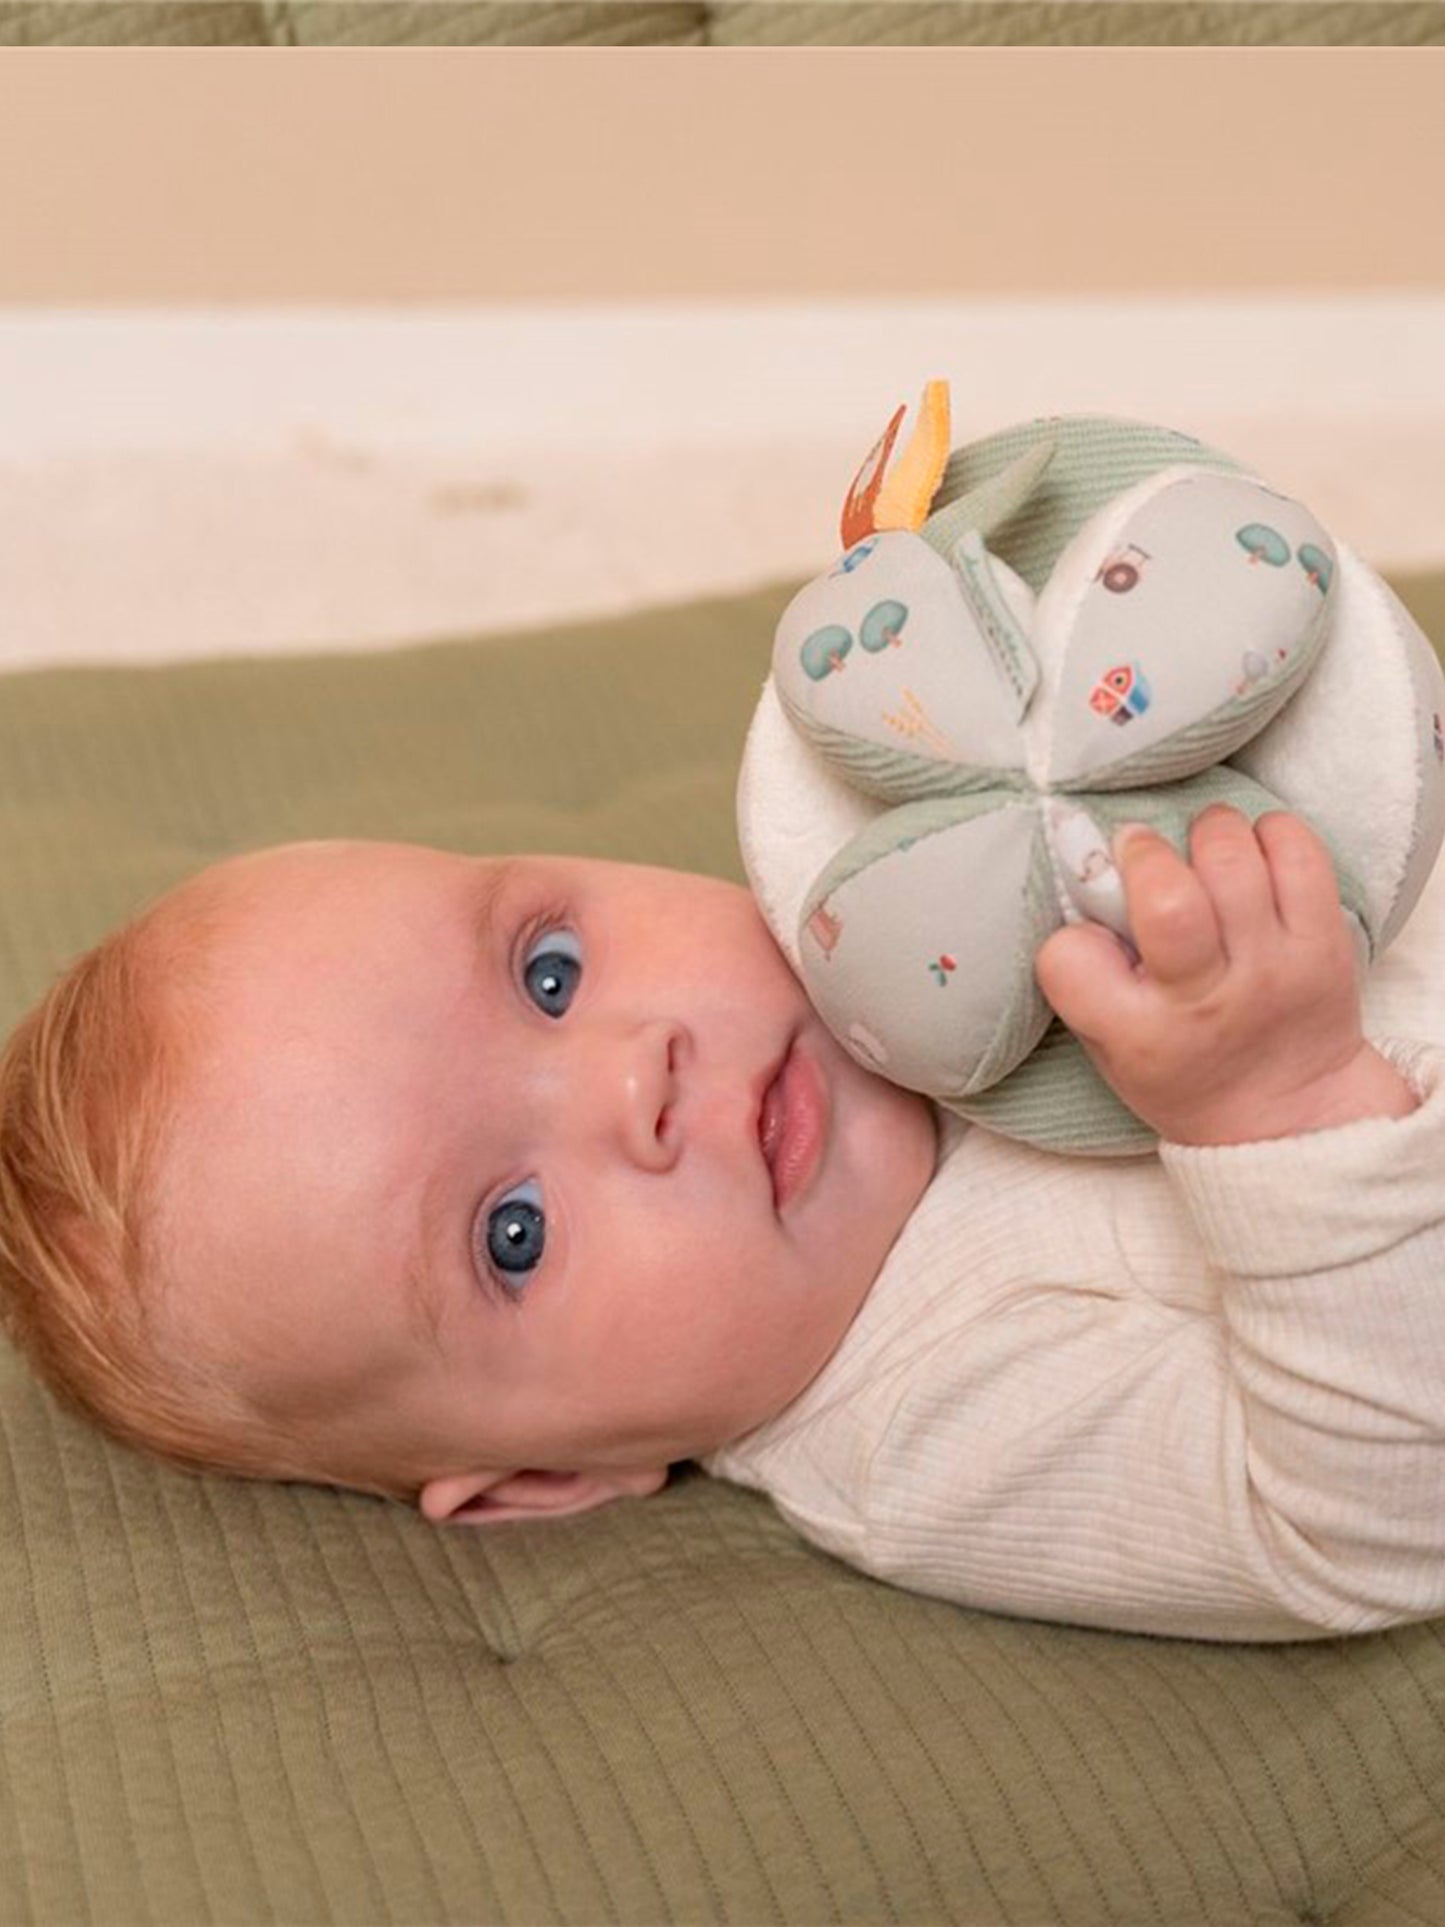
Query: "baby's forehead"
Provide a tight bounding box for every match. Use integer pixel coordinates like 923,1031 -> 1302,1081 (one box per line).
157,840 -> 470,951
127,848 -> 410,1074
151,846 -> 737,1005
177,838 -> 414,909
146,842 -> 350,943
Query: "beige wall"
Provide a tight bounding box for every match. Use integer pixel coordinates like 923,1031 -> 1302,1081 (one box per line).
0,49 -> 1440,302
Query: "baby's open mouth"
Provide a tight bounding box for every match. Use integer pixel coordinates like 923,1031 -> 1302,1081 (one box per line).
757,1034 -> 829,1213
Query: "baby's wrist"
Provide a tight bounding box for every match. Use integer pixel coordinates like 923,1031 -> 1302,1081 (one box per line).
1165,1044 -> 1420,1148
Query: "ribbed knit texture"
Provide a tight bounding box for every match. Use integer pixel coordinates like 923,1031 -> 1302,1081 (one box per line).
709,1 -> 1445,44
706,861 -> 1445,1641
2,1 -> 1441,42
0,0 -> 706,43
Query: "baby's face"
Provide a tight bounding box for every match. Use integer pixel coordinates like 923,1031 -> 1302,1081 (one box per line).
151,843 -> 935,1514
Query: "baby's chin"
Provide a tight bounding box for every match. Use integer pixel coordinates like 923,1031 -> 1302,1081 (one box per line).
804,1018 -> 938,1227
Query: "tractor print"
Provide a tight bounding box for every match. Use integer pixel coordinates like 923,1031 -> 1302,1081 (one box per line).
1096,544 -> 1151,594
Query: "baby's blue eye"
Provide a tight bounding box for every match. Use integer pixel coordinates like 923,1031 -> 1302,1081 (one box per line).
483,1179 -> 545,1283
523,929 -> 582,1019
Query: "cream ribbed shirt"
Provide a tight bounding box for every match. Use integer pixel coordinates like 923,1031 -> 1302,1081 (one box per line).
704,864 -> 1445,1643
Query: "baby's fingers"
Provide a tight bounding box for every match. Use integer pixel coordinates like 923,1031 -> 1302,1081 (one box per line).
1113,824 -> 1226,992
1187,804 -> 1281,963
1254,811 -> 1348,939
1034,919 -> 1140,1041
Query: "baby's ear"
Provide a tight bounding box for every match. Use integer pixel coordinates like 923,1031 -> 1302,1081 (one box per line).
418,1466 -> 667,1526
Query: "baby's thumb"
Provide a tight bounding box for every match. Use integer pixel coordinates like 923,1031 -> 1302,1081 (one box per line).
1034,920 -> 1140,1042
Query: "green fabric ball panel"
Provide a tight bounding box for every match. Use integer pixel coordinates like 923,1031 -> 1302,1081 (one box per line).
793,761 -> 1374,1142
799,795 -> 1052,1098
947,1021 -> 1157,1157
1047,471 -> 1337,789
773,530 -> 1032,802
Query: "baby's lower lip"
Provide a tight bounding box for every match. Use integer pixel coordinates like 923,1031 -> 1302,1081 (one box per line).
759,1037 -> 829,1213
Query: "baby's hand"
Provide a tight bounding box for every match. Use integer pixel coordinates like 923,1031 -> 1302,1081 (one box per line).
1034,805 -> 1418,1146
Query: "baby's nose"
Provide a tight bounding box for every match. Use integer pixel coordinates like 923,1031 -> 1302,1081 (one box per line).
584,1019 -> 688,1171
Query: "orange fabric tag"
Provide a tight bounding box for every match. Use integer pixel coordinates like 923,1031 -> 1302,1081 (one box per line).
839,403 -> 905,550
874,380 -> 951,534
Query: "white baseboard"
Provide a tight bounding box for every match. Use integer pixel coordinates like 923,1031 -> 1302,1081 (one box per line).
2,299 -> 1442,667
5,296 -> 1445,453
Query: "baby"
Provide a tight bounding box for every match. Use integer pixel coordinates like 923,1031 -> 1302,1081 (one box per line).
2,805 -> 1443,1642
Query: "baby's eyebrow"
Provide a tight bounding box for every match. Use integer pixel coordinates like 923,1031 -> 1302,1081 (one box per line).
403,1143 -> 463,1353
462,856 -> 524,999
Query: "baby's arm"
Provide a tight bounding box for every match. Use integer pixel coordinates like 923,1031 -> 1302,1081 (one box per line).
854,1113 -> 1445,1640
845,1042 -> 1445,1640
1034,804 -> 1418,1145
1003,813 -> 1444,1635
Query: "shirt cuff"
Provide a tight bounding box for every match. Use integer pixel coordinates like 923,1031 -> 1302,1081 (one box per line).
1157,1038 -> 1445,1277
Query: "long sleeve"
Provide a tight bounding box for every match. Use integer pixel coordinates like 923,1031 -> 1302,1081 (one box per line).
706,1040 -> 1445,1643
1153,1035 -> 1445,1632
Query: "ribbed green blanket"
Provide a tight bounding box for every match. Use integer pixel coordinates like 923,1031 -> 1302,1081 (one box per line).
1,575 -> 1443,1925
2,0 -> 1441,41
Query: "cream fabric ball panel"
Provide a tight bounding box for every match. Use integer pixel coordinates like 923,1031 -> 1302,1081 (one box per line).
1232,548 -> 1445,951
